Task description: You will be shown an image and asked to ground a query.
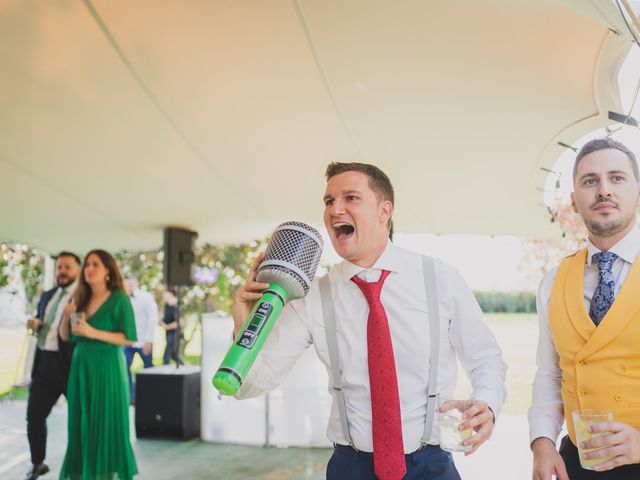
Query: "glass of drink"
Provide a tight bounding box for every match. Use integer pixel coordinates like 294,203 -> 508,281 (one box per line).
572,409 -> 614,470
71,311 -> 86,327
439,400 -> 473,452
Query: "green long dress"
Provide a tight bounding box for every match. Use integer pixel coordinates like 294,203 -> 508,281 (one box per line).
60,289 -> 139,480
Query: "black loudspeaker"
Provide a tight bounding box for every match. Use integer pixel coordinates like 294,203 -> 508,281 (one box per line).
135,366 -> 201,440
163,227 -> 197,286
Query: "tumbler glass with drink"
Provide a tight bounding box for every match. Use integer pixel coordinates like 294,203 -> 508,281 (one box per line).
439,397 -> 473,452
71,311 -> 86,328
572,409 -> 614,470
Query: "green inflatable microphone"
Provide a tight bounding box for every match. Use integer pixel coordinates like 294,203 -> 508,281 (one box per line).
213,221 -> 323,395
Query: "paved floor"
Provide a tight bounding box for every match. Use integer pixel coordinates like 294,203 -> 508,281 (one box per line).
1,399 -> 533,479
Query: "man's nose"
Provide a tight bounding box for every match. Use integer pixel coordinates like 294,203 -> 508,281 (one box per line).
596,180 -> 612,198
329,200 -> 345,215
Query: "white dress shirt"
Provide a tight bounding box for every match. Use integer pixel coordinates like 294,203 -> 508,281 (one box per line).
129,289 -> 159,347
237,241 -> 507,452
41,281 -> 77,351
528,227 -> 640,444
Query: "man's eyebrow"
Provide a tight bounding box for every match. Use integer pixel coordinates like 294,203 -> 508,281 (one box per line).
323,189 -> 361,202
578,172 -> 596,181
579,170 -> 628,182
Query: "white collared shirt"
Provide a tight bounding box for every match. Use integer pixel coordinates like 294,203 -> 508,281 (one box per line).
41,281 -> 77,351
528,227 -> 640,444
237,241 -> 507,452
129,289 -> 158,347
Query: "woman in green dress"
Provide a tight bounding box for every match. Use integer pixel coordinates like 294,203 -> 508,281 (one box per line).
59,249 -> 138,480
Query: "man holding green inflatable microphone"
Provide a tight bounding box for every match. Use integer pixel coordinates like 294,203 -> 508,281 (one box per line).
231,162 -> 506,480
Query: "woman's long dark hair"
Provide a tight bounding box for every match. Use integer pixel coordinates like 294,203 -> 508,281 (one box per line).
74,249 -> 124,312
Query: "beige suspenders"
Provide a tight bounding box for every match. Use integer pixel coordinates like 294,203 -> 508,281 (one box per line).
319,256 -> 440,449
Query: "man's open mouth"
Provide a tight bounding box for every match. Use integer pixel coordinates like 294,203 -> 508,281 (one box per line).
333,222 -> 355,239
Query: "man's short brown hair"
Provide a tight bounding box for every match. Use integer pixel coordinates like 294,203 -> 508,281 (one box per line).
57,251 -> 81,265
325,162 -> 395,205
573,138 -> 639,182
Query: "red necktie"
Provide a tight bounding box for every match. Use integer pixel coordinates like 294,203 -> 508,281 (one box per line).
352,270 -> 406,480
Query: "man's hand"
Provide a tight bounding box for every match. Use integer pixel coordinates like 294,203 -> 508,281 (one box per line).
231,252 -> 269,337
142,342 -> 153,356
27,318 -> 43,333
439,399 -> 494,455
531,437 -> 568,480
581,421 -> 640,471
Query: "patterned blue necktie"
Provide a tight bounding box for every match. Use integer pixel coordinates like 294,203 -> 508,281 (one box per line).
589,251 -> 618,326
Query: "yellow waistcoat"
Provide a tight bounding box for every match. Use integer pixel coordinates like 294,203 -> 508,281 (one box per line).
549,248 -> 640,445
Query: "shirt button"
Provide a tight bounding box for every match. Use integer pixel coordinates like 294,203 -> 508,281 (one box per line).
615,395 -> 623,402
577,361 -> 585,366
578,389 -> 585,396
620,365 -> 627,372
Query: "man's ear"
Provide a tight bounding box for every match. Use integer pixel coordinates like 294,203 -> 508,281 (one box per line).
380,200 -> 393,224
570,192 -> 578,214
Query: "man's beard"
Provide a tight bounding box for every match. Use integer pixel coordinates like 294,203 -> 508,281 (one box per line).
586,210 -> 636,238
57,276 -> 76,288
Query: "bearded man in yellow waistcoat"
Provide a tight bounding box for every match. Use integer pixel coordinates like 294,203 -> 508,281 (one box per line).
529,138 -> 640,480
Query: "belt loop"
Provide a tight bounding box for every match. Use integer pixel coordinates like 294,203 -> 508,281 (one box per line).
352,445 -> 360,462
410,444 -> 429,464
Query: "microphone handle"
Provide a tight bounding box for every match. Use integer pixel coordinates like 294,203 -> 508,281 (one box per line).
213,283 -> 289,395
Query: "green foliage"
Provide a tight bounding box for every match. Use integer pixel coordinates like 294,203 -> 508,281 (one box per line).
192,241 -> 268,313
115,250 -> 165,299
115,239 -> 268,349
115,239 -> 268,316
21,251 -> 46,311
2,239 -> 268,334
473,291 -> 536,313
0,243 -> 47,313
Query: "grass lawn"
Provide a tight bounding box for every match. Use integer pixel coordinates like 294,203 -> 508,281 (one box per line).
1,314 -> 539,413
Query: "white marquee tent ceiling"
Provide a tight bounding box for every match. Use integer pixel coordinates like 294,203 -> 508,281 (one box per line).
0,0 -> 637,253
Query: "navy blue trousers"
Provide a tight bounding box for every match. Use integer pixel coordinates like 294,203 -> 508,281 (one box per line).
26,351 -> 68,465
327,444 -> 462,480
123,345 -> 153,400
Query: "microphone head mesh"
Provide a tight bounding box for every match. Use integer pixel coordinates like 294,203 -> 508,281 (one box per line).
256,221 -> 323,299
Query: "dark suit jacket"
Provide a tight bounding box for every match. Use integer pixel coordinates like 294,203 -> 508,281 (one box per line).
31,287 -> 76,376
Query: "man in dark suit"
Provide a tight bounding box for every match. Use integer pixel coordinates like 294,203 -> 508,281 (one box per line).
24,252 -> 81,480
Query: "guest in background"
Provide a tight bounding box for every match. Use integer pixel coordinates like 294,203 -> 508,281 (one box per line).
161,288 -> 183,365
123,275 -> 158,400
59,249 -> 138,480
23,252 -> 81,480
